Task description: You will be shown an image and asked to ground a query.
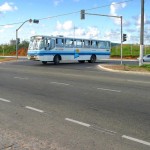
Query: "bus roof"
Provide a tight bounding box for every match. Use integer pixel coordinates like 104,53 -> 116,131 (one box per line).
31,35 -> 110,42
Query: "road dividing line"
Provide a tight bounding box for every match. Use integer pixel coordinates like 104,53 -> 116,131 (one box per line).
50,82 -> 70,86
0,98 -> 11,102
14,77 -> 28,80
25,106 -> 44,113
65,118 -> 117,135
97,88 -> 121,93
122,135 -> 150,146
90,126 -> 117,135
65,118 -> 90,127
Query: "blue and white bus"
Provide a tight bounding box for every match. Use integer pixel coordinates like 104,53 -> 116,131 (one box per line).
27,35 -> 111,64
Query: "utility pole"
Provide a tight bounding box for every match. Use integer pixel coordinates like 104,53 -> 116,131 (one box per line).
139,0 -> 144,66
120,16 -> 123,65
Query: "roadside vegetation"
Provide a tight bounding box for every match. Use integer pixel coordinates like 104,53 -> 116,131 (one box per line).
0,40 -> 29,56
111,44 -> 150,58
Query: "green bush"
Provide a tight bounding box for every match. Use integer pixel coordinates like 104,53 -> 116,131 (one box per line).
0,40 -> 29,56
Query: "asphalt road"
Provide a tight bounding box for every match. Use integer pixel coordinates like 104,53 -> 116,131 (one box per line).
0,59 -> 150,150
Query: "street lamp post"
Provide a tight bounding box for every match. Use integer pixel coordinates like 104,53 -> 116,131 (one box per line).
139,0 -> 144,66
16,19 -> 39,59
120,16 -> 123,65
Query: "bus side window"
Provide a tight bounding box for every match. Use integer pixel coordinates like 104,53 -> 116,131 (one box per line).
56,38 -> 64,47
50,39 -> 55,49
75,39 -> 82,48
46,39 -> 51,50
91,41 -> 97,48
98,41 -> 105,49
83,40 -> 90,48
65,38 -> 73,48
106,42 -> 110,48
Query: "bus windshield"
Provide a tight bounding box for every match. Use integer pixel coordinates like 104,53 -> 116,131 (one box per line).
28,36 -> 45,50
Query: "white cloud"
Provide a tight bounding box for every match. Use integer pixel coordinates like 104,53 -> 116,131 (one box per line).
110,2 -> 126,16
3,25 -> 14,28
55,21 -> 100,39
110,2 -> 127,25
54,20 -> 101,39
86,27 -> 100,38
53,0 -> 63,6
136,15 -> 150,26
63,21 -> 73,30
0,29 -> 4,33
56,20 -> 73,31
74,28 -> 85,37
0,2 -> 17,12
56,21 -> 62,30
30,30 -> 36,35
104,30 -> 120,42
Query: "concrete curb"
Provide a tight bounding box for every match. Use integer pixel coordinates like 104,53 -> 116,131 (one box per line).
98,65 -> 150,76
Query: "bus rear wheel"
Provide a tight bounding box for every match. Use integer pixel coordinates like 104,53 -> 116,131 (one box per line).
78,60 -> 85,63
88,55 -> 96,63
54,55 -> 60,65
42,61 -> 47,65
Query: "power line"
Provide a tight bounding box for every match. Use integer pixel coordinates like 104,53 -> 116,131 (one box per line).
0,0 -> 134,27
86,0 -> 134,11
38,0 -> 134,21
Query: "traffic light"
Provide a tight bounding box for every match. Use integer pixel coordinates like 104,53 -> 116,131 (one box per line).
33,19 -> 39,24
17,38 -> 20,44
123,34 -> 127,42
80,9 -> 85,20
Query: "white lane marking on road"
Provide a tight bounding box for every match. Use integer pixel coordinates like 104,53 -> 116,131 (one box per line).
65,118 -> 91,127
50,82 -> 70,86
0,98 -> 11,102
97,88 -> 121,93
25,106 -> 44,113
91,126 -> 117,134
122,135 -> 150,146
127,80 -> 150,84
14,77 -> 28,80
90,126 -> 117,135
65,118 -> 116,135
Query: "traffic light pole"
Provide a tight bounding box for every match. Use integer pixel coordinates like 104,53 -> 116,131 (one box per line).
16,19 -> 32,59
16,19 -> 39,59
16,29 -> 18,59
81,11 -> 123,64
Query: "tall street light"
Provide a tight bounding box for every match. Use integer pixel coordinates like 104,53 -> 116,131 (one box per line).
16,19 -> 39,59
139,0 -> 144,66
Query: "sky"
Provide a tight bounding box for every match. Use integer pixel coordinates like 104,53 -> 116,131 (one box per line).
0,0 -> 150,44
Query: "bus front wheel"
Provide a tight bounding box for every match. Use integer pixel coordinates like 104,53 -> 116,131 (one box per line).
88,55 -> 96,63
54,55 -> 60,65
